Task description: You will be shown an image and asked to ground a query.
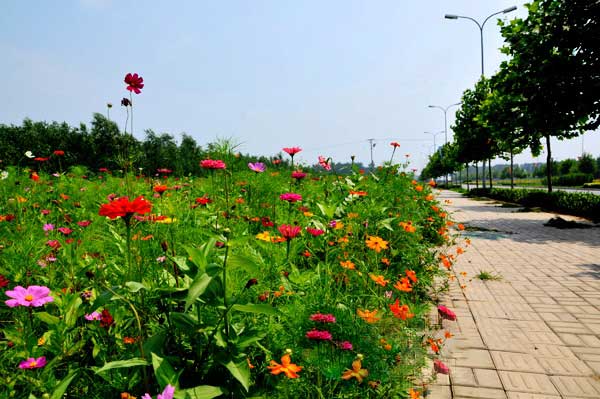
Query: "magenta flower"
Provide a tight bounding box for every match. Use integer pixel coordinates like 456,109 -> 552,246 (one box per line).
77,220 -> 92,228
280,193 -> 302,203
5,286 -> 53,308
338,341 -> 353,350
306,329 -> 332,341
310,313 -> 336,323
42,224 -> 54,232
57,227 -> 73,235
283,147 -> 302,156
19,356 -> 47,370
318,156 -> 332,171
200,159 -> 226,170
278,224 -> 302,240
248,162 -> 266,173
438,305 -> 457,321
142,384 -> 175,399
434,359 -> 450,374
46,240 -> 61,249
85,311 -> 102,321
306,227 -> 325,236
291,171 -> 307,180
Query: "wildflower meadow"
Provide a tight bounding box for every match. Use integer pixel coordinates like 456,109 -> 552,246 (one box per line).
0,73 -> 465,399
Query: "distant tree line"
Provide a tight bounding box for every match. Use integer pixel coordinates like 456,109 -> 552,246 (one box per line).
421,0 -> 599,191
0,114 -> 366,176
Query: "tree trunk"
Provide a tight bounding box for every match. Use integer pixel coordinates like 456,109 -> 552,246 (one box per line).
488,158 -> 493,189
475,162 -> 479,188
482,160 -> 487,189
545,134 -> 553,193
466,163 -> 470,191
510,150 -> 514,189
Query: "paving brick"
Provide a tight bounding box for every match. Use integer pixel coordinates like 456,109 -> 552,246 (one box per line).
491,351 -> 545,373
453,385 -> 507,398
499,371 -> 559,395
550,376 -> 600,397
506,393 -> 561,399
425,384 -> 452,398
453,349 -> 495,369
474,368 -> 503,389
536,357 -> 593,376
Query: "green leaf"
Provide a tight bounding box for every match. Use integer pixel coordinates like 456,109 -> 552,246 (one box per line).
221,360 -> 250,392
125,281 -> 147,292
170,312 -> 198,331
175,385 -> 223,399
50,370 -> 78,399
185,239 -> 216,274
35,312 -> 60,325
185,273 -> 213,310
226,252 -> 260,275
93,358 -> 149,374
151,353 -> 181,388
316,203 -> 335,219
231,303 -> 279,316
63,295 -> 82,327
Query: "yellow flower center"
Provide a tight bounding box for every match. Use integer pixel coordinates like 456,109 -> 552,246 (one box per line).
29,360 -> 37,367
24,294 -> 34,302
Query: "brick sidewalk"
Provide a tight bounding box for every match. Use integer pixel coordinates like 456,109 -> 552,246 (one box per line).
428,190 -> 600,399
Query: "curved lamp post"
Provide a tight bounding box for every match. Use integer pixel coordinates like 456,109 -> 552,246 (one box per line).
444,6 -> 517,76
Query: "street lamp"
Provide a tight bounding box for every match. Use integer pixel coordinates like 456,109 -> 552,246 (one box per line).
428,103 -> 461,185
424,131 -> 444,153
445,6 -> 517,76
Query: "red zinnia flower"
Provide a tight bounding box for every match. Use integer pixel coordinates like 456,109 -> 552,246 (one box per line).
390,141 -> 400,148
153,185 -> 168,195
124,73 -> 144,94
200,159 -> 226,170
291,171 -> 306,180
98,196 -> 152,221
53,150 -> 65,156
100,309 -> 114,328
195,196 -> 212,205
278,224 -> 301,240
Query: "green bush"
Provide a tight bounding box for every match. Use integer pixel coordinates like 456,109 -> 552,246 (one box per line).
468,188 -> 600,222
547,173 -> 593,187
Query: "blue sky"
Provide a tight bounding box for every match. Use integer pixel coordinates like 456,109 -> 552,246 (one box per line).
1,0 -> 597,171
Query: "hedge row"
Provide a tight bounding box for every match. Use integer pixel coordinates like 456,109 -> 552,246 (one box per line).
468,188 -> 600,222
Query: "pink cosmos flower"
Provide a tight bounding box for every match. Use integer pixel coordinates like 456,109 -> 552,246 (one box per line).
57,227 -> 73,235
142,384 -> 175,399
306,227 -> 325,236
280,193 -> 302,202
278,224 -> 301,240
200,159 -> 226,170
41,209 -> 50,215
438,305 -> 457,321
310,313 -> 336,323
77,220 -> 92,227
19,356 -> 47,369
43,224 -> 54,232
318,156 -> 332,171
85,311 -> 102,321
291,171 -> 307,180
434,359 -> 449,374
305,329 -> 332,341
5,285 -> 54,308
248,162 -> 266,173
283,147 -> 302,156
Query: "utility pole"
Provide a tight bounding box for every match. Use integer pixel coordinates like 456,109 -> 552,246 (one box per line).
368,139 -> 376,170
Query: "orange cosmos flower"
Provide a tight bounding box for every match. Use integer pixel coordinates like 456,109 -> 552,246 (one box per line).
381,258 -> 390,266
340,260 -> 356,270
365,236 -> 388,253
393,278 -> 412,292
456,247 -> 464,255
409,388 -> 421,399
389,300 -> 414,320
357,308 -> 381,323
458,223 -> 465,230
425,194 -> 434,201
415,185 -> 423,192
405,270 -> 417,283
349,190 -> 367,196
369,274 -> 389,287
267,354 -> 302,378
428,179 -> 436,187
445,331 -> 453,339
341,359 -> 369,383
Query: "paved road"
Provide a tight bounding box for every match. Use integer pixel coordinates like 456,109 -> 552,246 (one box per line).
428,190 -> 600,399
461,184 -> 600,196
